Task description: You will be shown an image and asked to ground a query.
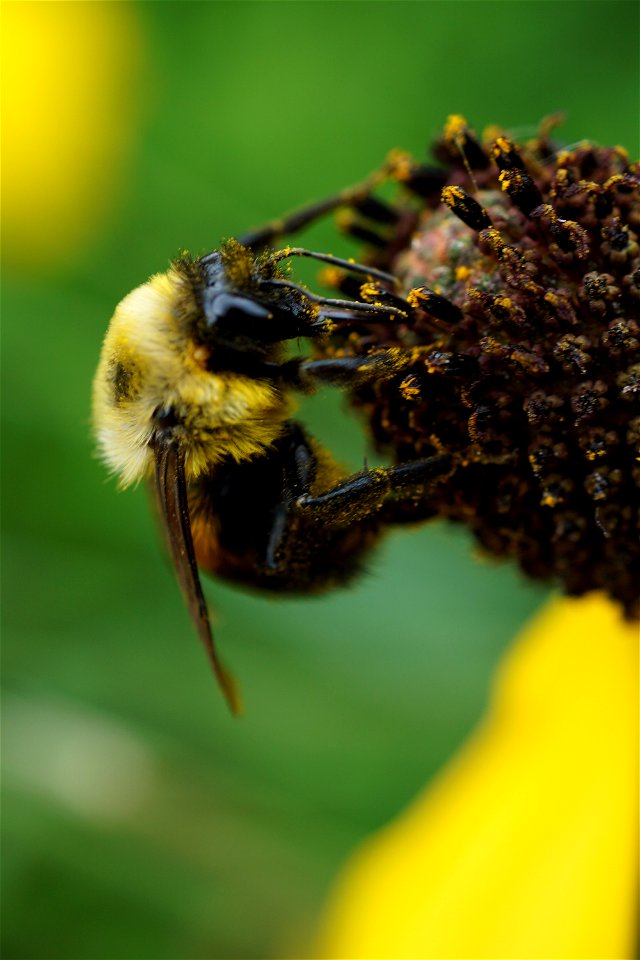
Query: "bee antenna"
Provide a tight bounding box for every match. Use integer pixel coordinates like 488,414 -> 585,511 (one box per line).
271,247 -> 398,287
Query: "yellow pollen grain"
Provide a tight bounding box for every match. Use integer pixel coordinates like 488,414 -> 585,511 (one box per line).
360,282 -> 380,301
494,136 -> 513,154
442,185 -> 465,204
604,174 -> 625,192
400,376 -> 420,400
455,266 -> 472,281
483,124 -> 503,145
444,114 -> 468,141
191,344 -> 210,367
386,149 -> 413,182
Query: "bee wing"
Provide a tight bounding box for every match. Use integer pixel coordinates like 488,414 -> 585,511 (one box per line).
154,441 -> 242,715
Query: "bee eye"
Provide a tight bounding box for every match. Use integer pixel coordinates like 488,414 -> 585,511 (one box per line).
208,293 -> 274,325
203,292 -> 294,350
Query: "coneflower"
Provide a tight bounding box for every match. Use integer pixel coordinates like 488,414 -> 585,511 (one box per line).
320,115 -> 639,617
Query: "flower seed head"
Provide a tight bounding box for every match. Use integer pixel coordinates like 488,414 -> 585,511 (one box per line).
323,118 -> 640,617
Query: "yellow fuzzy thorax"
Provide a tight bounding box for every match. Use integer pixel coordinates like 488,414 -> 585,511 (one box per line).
92,268 -> 291,487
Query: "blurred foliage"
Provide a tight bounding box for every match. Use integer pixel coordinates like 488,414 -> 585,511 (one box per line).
2,2 -> 637,958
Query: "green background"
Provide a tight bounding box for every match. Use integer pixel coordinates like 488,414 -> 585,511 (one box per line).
3,2 -> 637,958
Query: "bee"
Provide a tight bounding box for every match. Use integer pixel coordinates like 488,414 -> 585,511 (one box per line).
93,165 -> 453,713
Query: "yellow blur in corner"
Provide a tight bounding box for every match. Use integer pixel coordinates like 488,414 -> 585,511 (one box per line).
2,0 -> 141,269
317,593 -> 638,960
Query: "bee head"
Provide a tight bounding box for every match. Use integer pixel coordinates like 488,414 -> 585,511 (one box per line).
92,249 -> 301,488
193,240 -> 327,353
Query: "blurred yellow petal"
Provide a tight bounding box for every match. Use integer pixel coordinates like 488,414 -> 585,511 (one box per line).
2,0 -> 141,268
317,593 -> 638,960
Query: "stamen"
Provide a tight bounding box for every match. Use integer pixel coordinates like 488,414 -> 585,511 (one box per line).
271,247 -> 397,285
441,186 -> 492,231
353,195 -> 401,224
491,136 -> 526,171
407,287 -> 463,324
498,168 -> 544,216
442,114 -> 490,171
388,149 -> 448,199
337,211 -> 389,248
359,282 -> 413,312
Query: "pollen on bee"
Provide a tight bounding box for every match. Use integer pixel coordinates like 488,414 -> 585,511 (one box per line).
399,376 -> 420,400
360,282 -> 381,301
191,344 -> 210,367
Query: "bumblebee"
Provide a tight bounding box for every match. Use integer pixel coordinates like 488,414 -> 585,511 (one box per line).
93,167 -> 454,713
94,117 -> 640,712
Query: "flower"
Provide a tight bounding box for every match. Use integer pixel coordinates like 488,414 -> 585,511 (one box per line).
2,2 -> 140,269
316,592 -> 638,960
319,117 -> 640,616
313,124 -> 638,958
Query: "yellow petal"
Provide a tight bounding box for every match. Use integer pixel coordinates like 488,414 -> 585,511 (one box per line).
2,1 -> 141,268
317,594 -> 638,960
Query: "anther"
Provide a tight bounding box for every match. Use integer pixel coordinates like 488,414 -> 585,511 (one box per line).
498,168 -> 544,217
407,286 -> 463,325
359,282 -> 412,313
530,204 -> 590,257
337,211 -> 388,248
423,350 -> 479,377
388,150 -> 448,200
353,195 -> 401,225
491,136 -> 526,172
442,114 -> 490,170
602,221 -> 631,251
441,186 -> 492,231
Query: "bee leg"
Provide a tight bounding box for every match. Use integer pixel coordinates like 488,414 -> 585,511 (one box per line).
300,350 -> 413,388
263,424 -> 318,571
301,346 -> 479,389
264,445 -> 451,571
293,455 -> 452,526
